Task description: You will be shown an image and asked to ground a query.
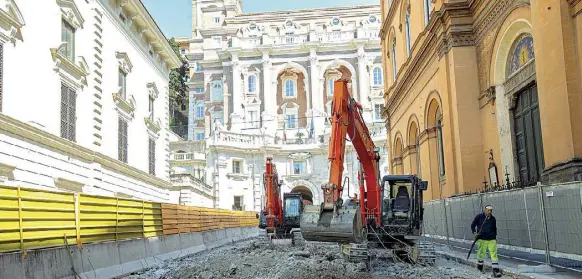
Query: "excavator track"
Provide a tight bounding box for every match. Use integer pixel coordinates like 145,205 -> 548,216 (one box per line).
257,229 -> 271,246
414,241 -> 437,266
341,243 -> 369,262
292,231 -> 305,246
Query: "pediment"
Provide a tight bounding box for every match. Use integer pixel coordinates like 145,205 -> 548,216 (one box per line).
57,0 -> 85,29
146,82 -> 159,99
116,51 -> 133,73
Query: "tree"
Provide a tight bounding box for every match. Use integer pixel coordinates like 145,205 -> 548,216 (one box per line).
167,38 -> 188,128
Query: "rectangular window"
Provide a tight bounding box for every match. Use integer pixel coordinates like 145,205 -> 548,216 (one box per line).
118,69 -> 127,99
196,103 -> 204,118
60,19 -> 75,62
285,80 -> 295,97
149,96 -> 154,120
195,62 -> 202,72
233,196 -> 243,210
180,49 -> 186,54
232,160 -> 241,174
286,114 -> 297,129
194,87 -> 204,94
293,161 -> 306,175
60,83 -> 76,141
118,118 -> 128,163
249,110 -> 258,128
214,17 -> 220,23
374,104 -> 384,120
211,80 -> 223,102
195,132 -> 205,141
148,138 -> 155,175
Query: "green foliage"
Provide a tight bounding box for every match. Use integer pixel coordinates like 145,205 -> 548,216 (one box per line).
167,37 -> 188,128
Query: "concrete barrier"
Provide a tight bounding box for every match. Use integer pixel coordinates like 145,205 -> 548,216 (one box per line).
0,227 -> 259,279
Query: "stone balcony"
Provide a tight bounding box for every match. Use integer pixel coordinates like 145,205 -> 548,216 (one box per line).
228,27 -> 380,49
207,123 -> 387,150
170,173 -> 213,195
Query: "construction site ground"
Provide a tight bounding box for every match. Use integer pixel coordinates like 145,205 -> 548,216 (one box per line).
121,237 -> 520,279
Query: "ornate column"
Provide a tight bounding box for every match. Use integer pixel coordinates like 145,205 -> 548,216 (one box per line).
261,51 -> 276,133
356,45 -> 370,111
309,49 -> 324,136
230,52 -> 243,132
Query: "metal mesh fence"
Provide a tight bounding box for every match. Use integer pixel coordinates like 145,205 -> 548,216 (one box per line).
423,183 -> 582,259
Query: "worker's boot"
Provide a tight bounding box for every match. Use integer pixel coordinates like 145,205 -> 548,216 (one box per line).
477,261 -> 484,273
492,267 -> 502,277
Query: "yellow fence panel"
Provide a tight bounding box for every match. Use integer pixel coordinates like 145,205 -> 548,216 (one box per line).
0,185 -> 258,256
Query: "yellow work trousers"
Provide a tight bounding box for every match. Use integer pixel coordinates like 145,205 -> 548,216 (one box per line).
477,239 -> 499,268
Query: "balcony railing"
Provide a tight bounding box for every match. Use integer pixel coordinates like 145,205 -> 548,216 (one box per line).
272,34 -> 308,45
317,31 -> 355,43
232,204 -> 246,211
170,173 -> 213,194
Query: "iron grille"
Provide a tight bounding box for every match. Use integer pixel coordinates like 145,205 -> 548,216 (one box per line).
60,83 -> 76,141
148,138 -> 155,175
118,118 -> 128,163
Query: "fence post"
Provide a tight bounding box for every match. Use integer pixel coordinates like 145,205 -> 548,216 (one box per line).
17,186 -> 27,258
442,198 -> 451,247
75,193 -> 82,248
537,184 -> 551,265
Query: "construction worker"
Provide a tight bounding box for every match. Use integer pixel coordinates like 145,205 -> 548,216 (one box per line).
470,205 -> 501,277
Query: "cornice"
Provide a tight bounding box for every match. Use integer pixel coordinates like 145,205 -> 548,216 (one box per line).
379,0 -> 399,39
0,114 -> 171,189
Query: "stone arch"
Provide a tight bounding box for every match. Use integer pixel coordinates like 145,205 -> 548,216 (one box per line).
393,132 -> 404,158
273,61 -> 310,84
275,63 -> 310,128
289,179 -> 320,205
321,59 -> 359,99
407,114 -> 420,146
424,90 -> 443,129
490,6 -> 533,85
489,5 -> 536,182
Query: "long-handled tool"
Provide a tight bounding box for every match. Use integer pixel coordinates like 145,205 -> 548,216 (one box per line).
466,216 -> 489,260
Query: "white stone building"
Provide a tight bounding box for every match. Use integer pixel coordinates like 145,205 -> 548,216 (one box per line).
175,1 -> 389,211
0,0 -> 181,201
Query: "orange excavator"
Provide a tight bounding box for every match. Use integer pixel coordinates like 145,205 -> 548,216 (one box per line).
300,80 -> 435,264
258,157 -> 304,245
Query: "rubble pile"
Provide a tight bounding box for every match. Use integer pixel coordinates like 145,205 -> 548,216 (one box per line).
122,238 -> 514,279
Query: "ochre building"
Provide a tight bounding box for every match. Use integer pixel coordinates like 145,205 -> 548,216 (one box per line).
380,0 -> 582,200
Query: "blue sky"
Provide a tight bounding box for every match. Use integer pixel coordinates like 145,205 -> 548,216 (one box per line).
142,0 -> 379,38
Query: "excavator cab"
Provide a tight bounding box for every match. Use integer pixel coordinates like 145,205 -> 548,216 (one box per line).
380,175 -> 427,234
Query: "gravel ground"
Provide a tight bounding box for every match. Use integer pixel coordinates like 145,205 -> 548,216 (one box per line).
122,238 -> 516,279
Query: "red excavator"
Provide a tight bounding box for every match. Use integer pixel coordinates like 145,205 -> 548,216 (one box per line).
258,157 -> 304,245
300,79 -> 435,264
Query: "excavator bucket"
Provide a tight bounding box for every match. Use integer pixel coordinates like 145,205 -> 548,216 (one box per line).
300,204 -> 365,244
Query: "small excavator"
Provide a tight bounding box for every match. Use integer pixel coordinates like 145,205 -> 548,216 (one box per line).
258,157 -> 304,245
300,79 -> 436,265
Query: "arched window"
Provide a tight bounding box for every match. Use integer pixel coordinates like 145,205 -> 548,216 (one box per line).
211,80 -> 223,102
373,67 -> 383,85
328,78 -> 335,95
391,38 -> 397,81
405,11 -> 411,57
285,80 -> 295,97
424,0 -> 431,27
248,75 -> 256,93
196,103 -> 204,118
436,112 -> 445,177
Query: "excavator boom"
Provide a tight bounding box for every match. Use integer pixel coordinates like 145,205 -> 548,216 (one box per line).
300,79 -> 381,244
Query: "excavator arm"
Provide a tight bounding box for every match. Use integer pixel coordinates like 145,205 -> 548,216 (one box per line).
264,157 -> 283,233
301,79 -> 381,244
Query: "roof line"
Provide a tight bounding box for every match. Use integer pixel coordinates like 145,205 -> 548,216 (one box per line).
237,4 -> 380,17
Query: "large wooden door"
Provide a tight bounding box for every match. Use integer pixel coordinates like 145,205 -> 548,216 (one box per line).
514,83 -> 544,183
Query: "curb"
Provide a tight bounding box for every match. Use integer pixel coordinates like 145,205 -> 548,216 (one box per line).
436,251 -> 536,279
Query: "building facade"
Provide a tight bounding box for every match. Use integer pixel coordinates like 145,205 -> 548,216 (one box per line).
380,0 -> 582,200
179,1 -> 389,211
169,133 -> 215,208
0,0 -> 181,201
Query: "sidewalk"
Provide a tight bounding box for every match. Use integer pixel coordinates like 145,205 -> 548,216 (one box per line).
432,242 -> 582,279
